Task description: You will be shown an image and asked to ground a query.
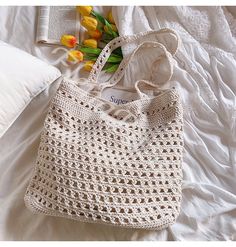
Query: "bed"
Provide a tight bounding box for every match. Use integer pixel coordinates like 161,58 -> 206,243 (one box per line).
0,6 -> 236,240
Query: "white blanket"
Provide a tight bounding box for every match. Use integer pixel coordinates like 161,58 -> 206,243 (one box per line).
113,7 -> 236,240
0,6 -> 236,240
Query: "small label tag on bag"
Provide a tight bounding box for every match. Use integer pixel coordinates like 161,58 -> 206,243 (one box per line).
101,88 -> 139,105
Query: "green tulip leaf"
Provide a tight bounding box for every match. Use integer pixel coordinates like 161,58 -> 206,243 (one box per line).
104,63 -> 119,73
92,11 -> 118,38
84,53 -> 122,63
79,46 -> 102,55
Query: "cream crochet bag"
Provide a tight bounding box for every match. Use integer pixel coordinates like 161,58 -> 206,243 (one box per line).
25,28 -> 184,230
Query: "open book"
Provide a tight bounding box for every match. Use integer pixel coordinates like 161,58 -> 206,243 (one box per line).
36,6 -> 81,45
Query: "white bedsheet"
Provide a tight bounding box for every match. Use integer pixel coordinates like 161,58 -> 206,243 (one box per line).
0,6 -> 236,240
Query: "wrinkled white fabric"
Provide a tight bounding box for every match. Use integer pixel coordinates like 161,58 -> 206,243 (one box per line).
114,6 -> 236,240
0,6 -> 236,240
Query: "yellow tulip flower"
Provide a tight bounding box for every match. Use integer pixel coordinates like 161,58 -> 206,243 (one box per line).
60,35 -> 77,48
76,6 -> 93,16
83,61 -> 95,71
83,39 -> 98,49
107,11 -> 115,24
87,30 -> 102,39
81,16 -> 98,31
67,50 -> 84,62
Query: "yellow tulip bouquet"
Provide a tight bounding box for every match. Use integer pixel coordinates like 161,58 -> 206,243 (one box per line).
60,6 -> 122,73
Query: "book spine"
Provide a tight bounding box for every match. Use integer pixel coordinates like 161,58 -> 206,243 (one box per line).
36,6 -> 50,43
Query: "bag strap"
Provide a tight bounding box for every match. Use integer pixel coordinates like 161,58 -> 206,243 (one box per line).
92,41 -> 174,99
88,28 -> 180,87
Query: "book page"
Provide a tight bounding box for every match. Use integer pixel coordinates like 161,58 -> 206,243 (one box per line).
48,6 -> 79,44
37,6 -> 80,45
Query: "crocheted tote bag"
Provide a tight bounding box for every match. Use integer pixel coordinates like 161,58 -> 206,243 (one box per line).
24,28 -> 184,230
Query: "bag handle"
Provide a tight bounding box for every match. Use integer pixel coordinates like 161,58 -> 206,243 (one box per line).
91,41 -> 174,98
88,28 -> 180,86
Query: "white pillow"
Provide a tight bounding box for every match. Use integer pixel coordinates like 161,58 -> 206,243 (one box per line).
0,41 -> 61,138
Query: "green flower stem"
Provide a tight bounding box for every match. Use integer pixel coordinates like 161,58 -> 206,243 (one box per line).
91,10 -> 118,38
78,44 -> 123,59
84,54 -> 122,63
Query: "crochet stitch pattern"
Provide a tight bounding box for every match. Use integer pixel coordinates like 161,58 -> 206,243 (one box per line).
24,29 -> 184,230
